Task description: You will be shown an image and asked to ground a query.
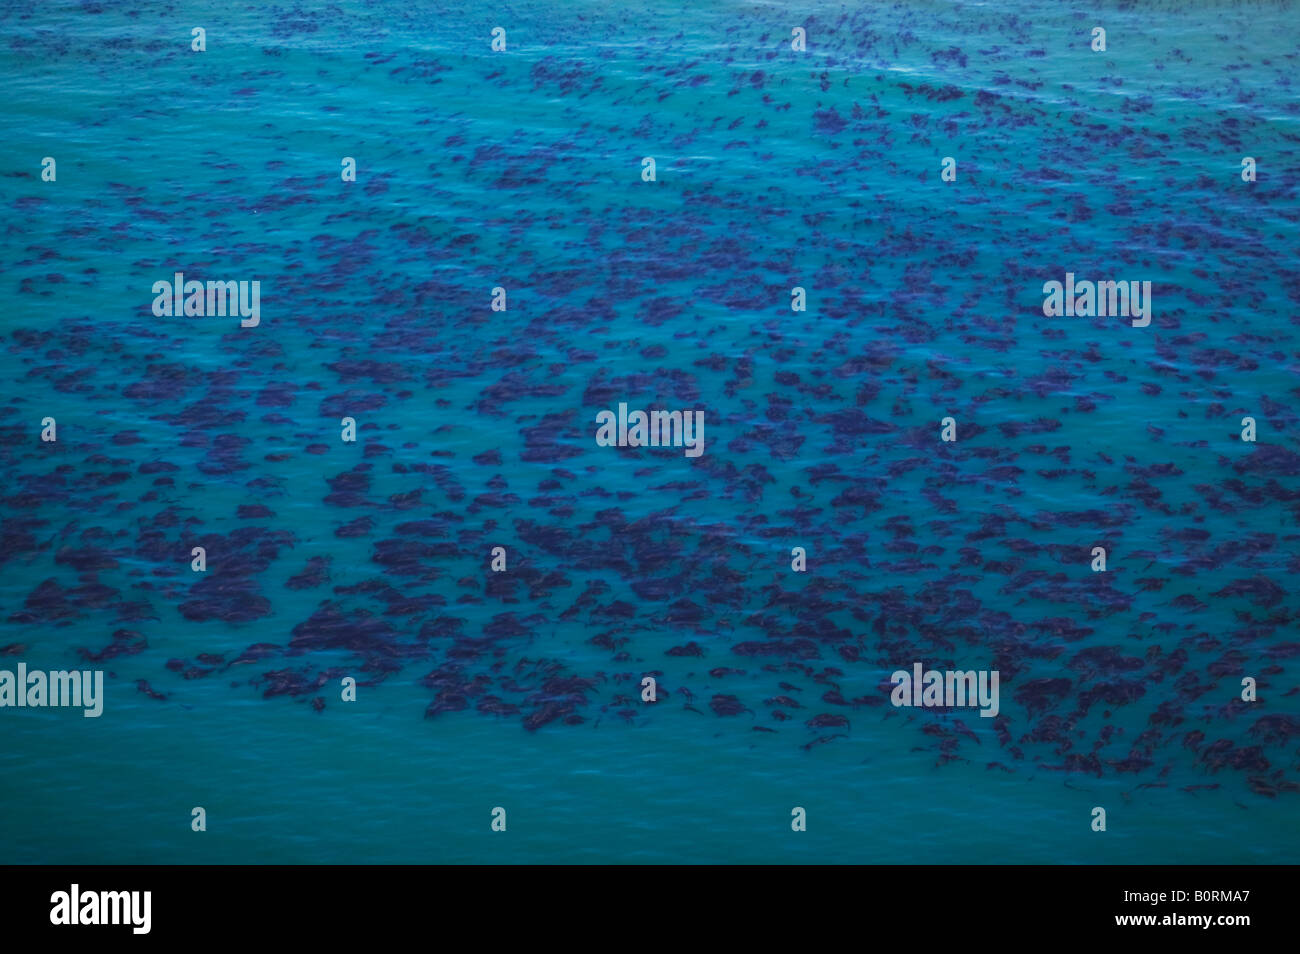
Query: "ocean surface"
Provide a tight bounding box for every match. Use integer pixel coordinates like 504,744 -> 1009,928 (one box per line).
1,0 -> 1298,864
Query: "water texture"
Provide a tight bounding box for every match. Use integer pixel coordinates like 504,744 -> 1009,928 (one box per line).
1,0 -> 1298,863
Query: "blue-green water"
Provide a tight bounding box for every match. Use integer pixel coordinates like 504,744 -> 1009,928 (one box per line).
1,0 -> 1298,863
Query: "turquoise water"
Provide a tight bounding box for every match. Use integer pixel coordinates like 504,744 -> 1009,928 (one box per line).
1,0 -> 1298,863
